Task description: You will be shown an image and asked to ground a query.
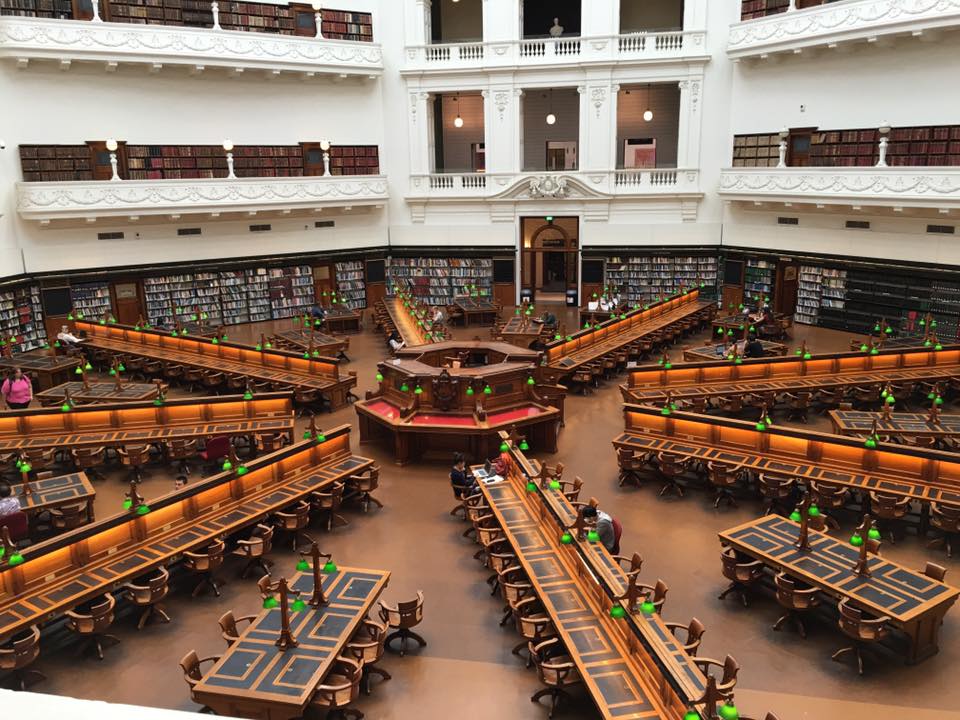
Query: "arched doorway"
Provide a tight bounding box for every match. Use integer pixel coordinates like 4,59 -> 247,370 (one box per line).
520,216 -> 579,301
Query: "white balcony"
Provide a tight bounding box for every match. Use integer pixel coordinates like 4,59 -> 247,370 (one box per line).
16,175 -> 389,222
0,16 -> 383,78
403,31 -> 708,73
718,167 -> 960,211
728,0 -> 960,61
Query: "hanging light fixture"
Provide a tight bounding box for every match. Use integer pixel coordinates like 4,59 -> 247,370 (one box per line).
453,94 -> 464,128
643,84 -> 654,122
545,89 -> 556,125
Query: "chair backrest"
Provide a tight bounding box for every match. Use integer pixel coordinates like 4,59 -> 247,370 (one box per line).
687,618 -> 706,649
73,446 -> 107,465
394,591 -> 424,629
923,561 -> 947,583
218,611 -> 238,639
252,524 -> 273,555
51,502 -> 89,529
652,579 -> 668,604
179,650 -> 203,686
203,436 -> 232,460
870,491 -> 908,518
720,655 -> 740,687
0,625 -> 40,671
315,656 -> 362,708
758,473 -> 793,499
931,502 -> 960,531
0,511 -> 29,541
122,445 -> 151,464
78,595 -> 116,634
188,540 -> 225,572
611,518 -> 623,554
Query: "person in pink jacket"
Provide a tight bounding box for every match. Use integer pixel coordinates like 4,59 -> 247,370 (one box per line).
1,368 -> 32,409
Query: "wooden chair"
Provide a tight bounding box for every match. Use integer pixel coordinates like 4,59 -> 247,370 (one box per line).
346,467 -> 384,513
656,452 -> 690,499
927,501 -> 960,558
718,547 -> 765,607
831,598 -> 890,675
71,446 -> 107,481
255,433 -> 288,454
183,540 -> 225,597
772,572 -> 820,639
231,523 -> 274,579
65,594 -> 119,660
163,362 -> 186,385
179,649 -> 220,714
166,439 -> 198,477
757,473 -> 795,516
20,448 -> 56,475
706,461 -> 743,508
499,566 -> 534,626
0,625 -> 44,690
808,480 -> 846,529
379,591 -> 426,656
309,655 -> 363,719
528,637 -> 582,719
218,610 -> 256,647
561,476 -> 583,504
49,502 -> 91,532
118,444 -> 152,483
294,389 -> 324,418
617,448 -> 646,488
511,596 -> 555,666
141,359 -> 164,380
782,391 -> 812,423
344,618 -> 391,695
868,491 -> 910,544
693,654 -> 739,698
271,500 -> 312,550
922,561 -> 947,583
123,566 -> 171,630
635,579 -> 669,614
311,482 -> 349,532
664,617 -> 705,657
200,370 -> 225,394
182,366 -> 205,392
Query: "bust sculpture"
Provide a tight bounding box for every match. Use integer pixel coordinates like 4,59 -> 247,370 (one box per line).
549,17 -> 563,37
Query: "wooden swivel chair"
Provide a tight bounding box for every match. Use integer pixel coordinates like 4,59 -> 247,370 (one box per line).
922,561 -> 947,583
309,656 -> 363,719
656,452 -> 690,499
231,523 -> 274,579
183,540 -> 225,597
311,482 -> 349,532
162,362 -> 185,385
528,637 -> 582,719
344,618 -> 392,695
200,370 -> 225,395
65,594 -> 119,660
634,579 -> 669,614
782,391 -> 812,423
49,502 -> 91,532
0,625 -> 44,690
808,480 -> 846,529
179,649 -> 220,714
664,617 -> 706,657
831,598 -> 890,675
718,547 -> 765,607
868,491 -> 910,544
757,474 -> 795,516
166,439 -> 198,477
294,390 -> 324,418
273,500 -> 312,549
772,572 -> 820,639
616,448 -> 646,488
379,591 -> 426,656
218,610 -> 256,647
511,596 -> 555,666
123,566 -> 172,630
71,446 -> 107,481
117,444 -> 152,483
499,565 -> 534,627
345,467 -> 383,513
182,366 -> 205,392
561,476 -> 583,503
927,501 -> 960,558
693,654 -> 739,698
706,461 -> 743,508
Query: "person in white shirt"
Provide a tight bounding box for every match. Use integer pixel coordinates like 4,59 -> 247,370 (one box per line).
0,484 -> 20,518
57,325 -> 82,346
432,307 -> 445,325
388,330 -> 405,352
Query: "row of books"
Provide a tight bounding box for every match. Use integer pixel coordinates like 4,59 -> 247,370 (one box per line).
335,261 -> 366,310
0,286 -> 45,351
605,255 -> 718,303
388,258 -> 493,305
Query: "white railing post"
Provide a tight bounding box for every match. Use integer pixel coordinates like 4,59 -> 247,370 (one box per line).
211,1 -> 221,30
91,0 -> 102,22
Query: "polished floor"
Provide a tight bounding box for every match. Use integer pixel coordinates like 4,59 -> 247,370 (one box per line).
12,307 -> 960,720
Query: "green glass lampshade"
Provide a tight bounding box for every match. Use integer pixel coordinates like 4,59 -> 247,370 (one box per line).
664,362 -> 672,370
873,323 -> 881,333
67,313 -> 74,321
718,703 -> 740,720
560,532 -> 573,544
717,328 -> 725,335
297,558 -> 310,572
400,383 -> 409,392
99,319 -> 106,325
803,352 -> 812,360
212,337 -> 219,345
789,510 -> 802,522
153,398 -> 164,406
587,530 -> 600,542
515,308 -> 521,315
303,352 -> 310,359
928,391 -> 936,400
734,358 -> 743,365
932,320 -> 938,328
658,358 -> 664,366
21,463 -> 32,473
236,465 -> 248,476
303,429 -> 312,440
61,402 -> 71,412
109,369 -> 117,376
255,344 -> 262,351
222,460 -> 233,471
549,479 -> 561,491
376,373 -> 384,382
936,396 -> 944,405
123,498 -> 133,510
191,314 -> 198,321
316,434 -> 326,443
584,322 -> 590,330
738,324 -> 745,331
755,422 -> 766,431
243,391 -> 253,400
864,437 -> 877,449
54,341 -> 61,348
526,481 -> 537,493
885,326 -> 894,334
661,407 -> 671,416
8,553 -> 24,567
484,386 -> 492,395
134,325 -> 141,331
727,329 -> 734,336
936,343 -> 944,351
886,396 -> 895,405
520,440 -> 530,451
136,504 -> 151,515
860,344 -> 868,352
795,348 -> 802,355
118,363 -> 125,372
265,342 -> 272,349
527,376 -> 535,385
920,318 -> 927,326
554,334 -> 562,341
566,336 -> 573,342
500,442 -> 510,453
263,596 -> 279,610
640,601 -> 656,615
850,534 -> 864,547
75,367 -> 83,375
323,560 -> 337,573
684,712 -> 701,720
466,387 -> 474,396
749,325 -> 755,333
171,331 -> 178,337
868,527 -> 881,541
414,386 -> 423,395
808,504 -> 820,517
870,347 -> 879,355
291,598 -> 307,612
609,605 -> 626,619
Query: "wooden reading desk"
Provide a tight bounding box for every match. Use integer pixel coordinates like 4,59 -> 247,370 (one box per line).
720,515 -> 958,663
473,440 -> 710,718
0,349 -> 80,391
321,307 -> 362,334
14,471 -> 95,521
623,345 -> 960,405
498,316 -> 544,350
830,409 -> 960,441
453,297 -> 498,327
382,297 -> 432,347
73,320 -> 356,410
542,291 -> 714,383
0,426 -> 372,644
0,393 -> 295,454
269,329 -> 348,361
682,340 -> 785,363
192,566 -> 389,720
35,380 -> 164,406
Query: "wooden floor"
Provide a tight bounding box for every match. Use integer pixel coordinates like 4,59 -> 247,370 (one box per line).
13,310 -> 960,720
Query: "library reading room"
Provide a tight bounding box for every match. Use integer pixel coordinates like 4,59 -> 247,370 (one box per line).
1,1 -> 960,719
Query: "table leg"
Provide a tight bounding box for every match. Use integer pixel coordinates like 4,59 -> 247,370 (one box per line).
903,610 -> 949,664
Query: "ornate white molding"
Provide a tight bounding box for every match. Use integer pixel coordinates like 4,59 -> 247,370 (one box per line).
17,176 -> 389,221
728,0 -> 960,60
0,16 -> 383,76
718,168 -> 960,209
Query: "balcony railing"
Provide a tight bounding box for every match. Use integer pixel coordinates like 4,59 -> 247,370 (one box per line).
718,167 -> 960,210
408,169 -> 700,200
16,175 -> 389,222
404,31 -> 707,72
728,0 -> 960,60
0,15 -> 383,77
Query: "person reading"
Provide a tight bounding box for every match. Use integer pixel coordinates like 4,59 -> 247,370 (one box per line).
582,505 -> 622,554
57,325 -> 83,347
744,333 -> 765,359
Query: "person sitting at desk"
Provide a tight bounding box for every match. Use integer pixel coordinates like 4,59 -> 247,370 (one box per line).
0,484 -> 20,518
310,305 -> 327,321
387,330 -> 405,353
57,325 -> 83,347
744,333 -> 765,359
529,337 -> 548,352
1,368 -> 32,410
432,307 -> 445,325
582,505 -> 622,554
450,453 -> 475,499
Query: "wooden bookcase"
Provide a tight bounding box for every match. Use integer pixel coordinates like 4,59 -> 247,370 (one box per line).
19,144 -> 93,182
328,145 -> 379,175
739,0 -> 788,21
321,7 -> 373,41
731,133 -> 780,168
0,0 -> 73,18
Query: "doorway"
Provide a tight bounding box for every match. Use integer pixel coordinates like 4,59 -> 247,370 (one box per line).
520,216 -> 579,301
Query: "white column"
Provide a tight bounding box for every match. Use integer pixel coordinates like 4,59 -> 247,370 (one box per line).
515,88 -> 524,173
406,0 -> 430,47
580,0 -> 616,37
684,0 -> 707,31
579,82 -> 615,173
676,76 -> 703,169
486,0 -> 517,43
408,91 -> 433,176
483,85 -> 521,174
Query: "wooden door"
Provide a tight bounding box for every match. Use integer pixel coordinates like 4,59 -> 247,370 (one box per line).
722,285 -> 743,313
112,281 -> 141,325
775,262 -> 799,316
301,142 -> 325,176
289,3 -> 318,36
787,128 -> 816,167
314,265 -> 334,303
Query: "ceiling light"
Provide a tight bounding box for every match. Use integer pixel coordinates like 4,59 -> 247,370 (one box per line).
546,113 -> 556,125
454,115 -> 464,128
643,83 -> 653,122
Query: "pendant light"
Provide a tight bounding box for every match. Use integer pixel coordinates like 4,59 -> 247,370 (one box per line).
643,84 -> 654,123
454,94 -> 464,128
546,89 -> 556,126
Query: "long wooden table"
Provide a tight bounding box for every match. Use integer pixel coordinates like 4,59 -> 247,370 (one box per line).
499,316 -> 544,349
269,329 -> 348,360
624,345 -> 960,405
0,427 -> 371,643
682,340 -> 785,362
382,297 -> 430,347
321,307 -> 362,334
192,566 -> 389,720
0,350 -> 80,390
830,409 -> 960,441
454,298 -> 498,326
35,380 -> 164,406
474,440 -> 709,719
14,471 -> 95,521
543,291 -> 713,382
720,515 -> 958,663
73,320 -> 355,410
0,394 -> 294,454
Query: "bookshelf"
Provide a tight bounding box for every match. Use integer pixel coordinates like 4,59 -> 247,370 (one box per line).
70,282 -> 113,320
105,0 -> 185,25
810,129 -> 877,167
268,265 -> 314,319
220,270 -> 250,325
144,273 -> 222,328
218,0 -> 295,32
604,255 -> 718,304
0,0 -> 72,18
731,134 -> 780,168
334,261 -> 366,310
246,268 -> 272,322
744,258 -> 775,301
328,145 -> 380,176
387,257 -> 494,306
739,0 -> 788,20
887,126 -> 960,167
321,8 -> 373,41
795,266 -> 822,326
450,258 -> 493,298
0,284 -> 45,351
19,145 -> 93,182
